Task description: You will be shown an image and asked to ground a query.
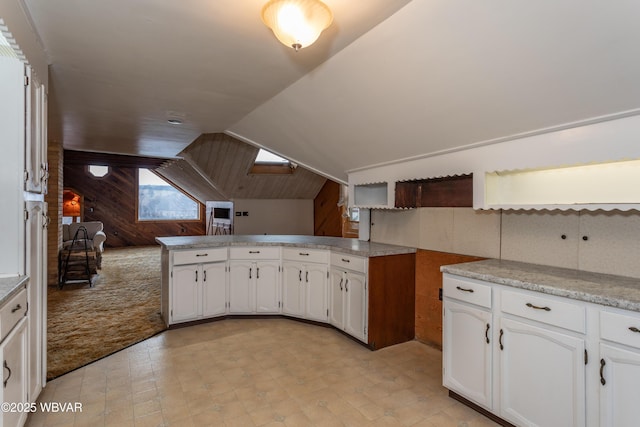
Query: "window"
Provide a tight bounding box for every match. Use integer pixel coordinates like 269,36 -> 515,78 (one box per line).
137,169 -> 199,221
87,165 -> 110,178
250,149 -> 294,175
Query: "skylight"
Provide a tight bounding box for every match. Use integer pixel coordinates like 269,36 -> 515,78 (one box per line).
0,30 -> 18,59
255,149 -> 289,164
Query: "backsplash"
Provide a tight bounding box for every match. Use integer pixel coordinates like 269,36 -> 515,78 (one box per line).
371,207 -> 640,279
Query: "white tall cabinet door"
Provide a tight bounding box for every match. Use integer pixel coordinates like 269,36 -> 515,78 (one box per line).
443,300 -> 492,410
24,66 -> 46,194
171,264 -> 199,322
344,272 -> 367,342
305,264 -> 328,322
25,200 -> 47,401
201,262 -> 227,317
255,261 -> 280,313
329,269 -> 345,329
282,262 -> 304,317
599,343 -> 640,427
499,317 -> 586,427
228,261 -> 254,313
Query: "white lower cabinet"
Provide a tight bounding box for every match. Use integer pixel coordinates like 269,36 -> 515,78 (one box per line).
443,299 -> 492,410
282,261 -> 328,321
499,317 -> 585,427
330,267 -> 367,342
229,260 -> 280,314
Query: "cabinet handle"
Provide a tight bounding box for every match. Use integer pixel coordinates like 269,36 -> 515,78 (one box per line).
456,286 -> 474,293
629,327 -> 640,333
306,271 -> 308,283
257,267 -> 260,279
485,323 -> 490,344
195,271 -> 198,282
11,304 -> 22,313
196,253 -> 209,257
341,258 -> 350,263
299,252 -> 309,256
345,279 -> 349,292
249,251 -> 260,254
339,278 -> 343,291
600,359 -> 606,385
3,360 -> 11,388
299,270 -> 302,282
203,270 -> 207,282
499,329 -> 504,350
250,267 -> 252,279
526,303 -> 551,312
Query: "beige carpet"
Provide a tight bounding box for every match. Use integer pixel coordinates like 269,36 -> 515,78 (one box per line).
47,245 -> 166,379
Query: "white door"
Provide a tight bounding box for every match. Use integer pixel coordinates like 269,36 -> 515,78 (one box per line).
305,264 -> 328,322
228,261 -> 254,313
201,262 -> 227,317
329,269 -> 345,329
443,299 -> 493,410
256,261 -> 280,313
282,262 -> 304,317
0,320 -> 28,427
599,343 -> 640,427
171,264 -> 199,322
499,317 -> 585,427
25,200 -> 47,401
344,272 -> 367,342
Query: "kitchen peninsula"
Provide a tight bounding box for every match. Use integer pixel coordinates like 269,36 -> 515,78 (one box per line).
156,235 -> 416,350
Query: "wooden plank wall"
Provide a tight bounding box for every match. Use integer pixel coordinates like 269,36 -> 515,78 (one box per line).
415,249 -> 485,348
313,180 -> 342,237
45,140 -> 64,285
64,165 -> 205,247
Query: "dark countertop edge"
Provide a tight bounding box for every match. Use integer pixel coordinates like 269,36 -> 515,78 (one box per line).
441,259 -> 640,313
0,275 -> 29,306
154,236 -> 416,258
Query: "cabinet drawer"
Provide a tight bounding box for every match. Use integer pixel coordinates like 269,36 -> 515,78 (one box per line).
330,252 -> 366,273
600,310 -> 640,349
443,275 -> 492,308
229,247 -> 280,260
501,290 -> 585,333
173,248 -> 227,265
282,248 -> 328,263
0,286 -> 28,341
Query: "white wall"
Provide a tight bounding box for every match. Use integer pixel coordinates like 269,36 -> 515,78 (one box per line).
232,199 -> 313,236
371,207 -> 640,279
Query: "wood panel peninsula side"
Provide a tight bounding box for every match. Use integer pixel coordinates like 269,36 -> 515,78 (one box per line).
156,235 -> 416,350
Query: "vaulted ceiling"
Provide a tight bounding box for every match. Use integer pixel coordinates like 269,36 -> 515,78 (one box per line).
16,0 -> 640,184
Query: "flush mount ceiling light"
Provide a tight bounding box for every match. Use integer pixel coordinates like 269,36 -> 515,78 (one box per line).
261,0 -> 333,52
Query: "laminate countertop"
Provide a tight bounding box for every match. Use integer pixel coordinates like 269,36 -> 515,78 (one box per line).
155,235 -> 416,258
0,275 -> 29,306
441,259 -> 640,313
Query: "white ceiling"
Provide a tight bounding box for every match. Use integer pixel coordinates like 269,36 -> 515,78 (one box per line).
21,0 -> 640,183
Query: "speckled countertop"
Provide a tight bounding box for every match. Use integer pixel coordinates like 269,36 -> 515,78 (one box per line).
441,259 -> 640,312
0,275 -> 29,306
155,235 -> 416,258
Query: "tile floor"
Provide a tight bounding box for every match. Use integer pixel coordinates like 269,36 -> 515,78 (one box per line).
27,318 -> 499,427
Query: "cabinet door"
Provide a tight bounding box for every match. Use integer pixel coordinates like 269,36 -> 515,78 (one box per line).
25,201 -> 47,402
1,320 -> 28,427
599,343 -> 640,427
282,262 -> 304,317
305,264 -> 328,322
329,269 -> 345,329
443,299 -> 493,410
344,272 -> 367,342
25,67 -> 44,194
172,264 -> 199,322
202,262 -> 227,317
256,261 -> 280,313
228,261 -> 254,313
499,317 -> 585,427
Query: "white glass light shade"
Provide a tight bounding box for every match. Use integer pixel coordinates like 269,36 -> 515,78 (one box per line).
261,0 -> 333,51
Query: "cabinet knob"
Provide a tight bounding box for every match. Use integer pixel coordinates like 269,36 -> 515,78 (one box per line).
582,236 -> 589,241
561,234 -> 567,240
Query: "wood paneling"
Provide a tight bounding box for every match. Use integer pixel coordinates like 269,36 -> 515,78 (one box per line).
415,249 -> 484,348
313,180 -> 342,237
156,158 -> 226,204
368,253 -> 416,350
396,174 -> 473,208
64,150 -> 168,169
64,163 -> 205,247
183,133 -> 327,199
